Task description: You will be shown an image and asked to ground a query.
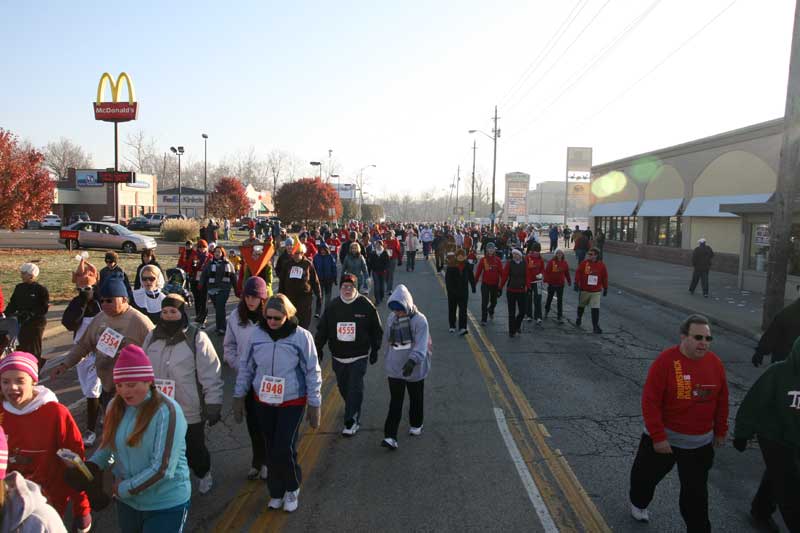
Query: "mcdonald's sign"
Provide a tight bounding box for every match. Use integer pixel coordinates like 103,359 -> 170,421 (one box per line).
93,72 -> 138,122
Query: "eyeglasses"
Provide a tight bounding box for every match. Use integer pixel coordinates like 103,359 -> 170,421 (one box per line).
265,315 -> 284,321
692,335 -> 713,342
141,276 -> 156,282
100,298 -> 116,304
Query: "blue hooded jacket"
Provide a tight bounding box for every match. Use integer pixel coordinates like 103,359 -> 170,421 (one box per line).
313,244 -> 337,282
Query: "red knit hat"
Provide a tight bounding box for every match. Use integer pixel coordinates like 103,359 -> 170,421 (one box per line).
113,345 -> 155,383
0,351 -> 39,382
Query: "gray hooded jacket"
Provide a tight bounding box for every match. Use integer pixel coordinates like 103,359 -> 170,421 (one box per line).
383,285 -> 431,382
0,472 -> 67,533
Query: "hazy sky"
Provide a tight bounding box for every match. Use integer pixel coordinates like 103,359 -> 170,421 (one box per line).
0,0 -> 794,201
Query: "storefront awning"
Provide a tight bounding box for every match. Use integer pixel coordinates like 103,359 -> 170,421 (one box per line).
589,201 -> 638,217
637,198 -> 683,217
683,194 -> 772,218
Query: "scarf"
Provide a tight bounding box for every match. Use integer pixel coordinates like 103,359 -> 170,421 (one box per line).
262,315 -> 299,340
389,315 -> 413,346
246,309 -> 261,323
340,291 -> 358,304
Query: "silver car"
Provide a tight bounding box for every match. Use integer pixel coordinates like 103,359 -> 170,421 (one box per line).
59,221 -> 157,253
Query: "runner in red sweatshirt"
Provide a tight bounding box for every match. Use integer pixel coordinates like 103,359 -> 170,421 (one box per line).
574,247 -> 609,333
629,315 -> 729,531
475,243 -> 503,324
0,351 -> 92,531
524,243 -> 545,325
500,248 -> 530,337
543,249 -> 571,323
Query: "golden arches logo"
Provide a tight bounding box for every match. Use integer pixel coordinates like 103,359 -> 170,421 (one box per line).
96,72 -> 136,104
93,71 -> 138,122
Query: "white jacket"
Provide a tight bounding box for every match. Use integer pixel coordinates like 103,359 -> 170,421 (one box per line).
223,309 -> 260,369
405,234 -> 419,252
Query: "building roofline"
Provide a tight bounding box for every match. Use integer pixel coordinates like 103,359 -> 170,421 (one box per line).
592,118 -> 784,173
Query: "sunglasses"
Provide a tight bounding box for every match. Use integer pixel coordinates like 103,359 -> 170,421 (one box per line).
265,315 -> 284,321
692,335 -> 713,342
100,298 -> 116,304
141,276 -> 156,282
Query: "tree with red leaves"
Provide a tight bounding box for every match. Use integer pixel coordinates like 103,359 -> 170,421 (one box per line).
0,129 -> 54,230
208,176 -> 251,221
275,177 -> 342,225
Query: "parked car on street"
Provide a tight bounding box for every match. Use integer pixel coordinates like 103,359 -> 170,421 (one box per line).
67,211 -> 91,225
58,221 -> 157,253
126,216 -> 150,231
143,213 -> 167,229
26,214 -> 62,230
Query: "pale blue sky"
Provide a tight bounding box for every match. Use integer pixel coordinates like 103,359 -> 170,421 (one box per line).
0,0 -> 794,199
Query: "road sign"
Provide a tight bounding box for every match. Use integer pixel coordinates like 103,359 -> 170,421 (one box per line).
98,170 -> 136,184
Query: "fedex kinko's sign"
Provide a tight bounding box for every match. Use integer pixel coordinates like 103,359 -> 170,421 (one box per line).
93,72 -> 138,122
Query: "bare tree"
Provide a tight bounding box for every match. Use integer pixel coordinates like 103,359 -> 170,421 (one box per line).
123,131 -> 161,174
266,149 -> 287,196
43,138 -> 92,178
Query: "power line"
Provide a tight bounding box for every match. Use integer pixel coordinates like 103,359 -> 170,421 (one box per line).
578,0 -> 740,127
505,0 -> 662,139
505,0 -> 613,114
499,0 -> 589,108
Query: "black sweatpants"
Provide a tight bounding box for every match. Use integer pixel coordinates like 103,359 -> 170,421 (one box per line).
17,318 -> 46,369
545,285 -> 565,318
507,291 -> 526,335
689,269 -> 710,295
629,433 -> 714,533
332,357 -> 368,425
525,283 -> 543,320
185,422 -> 211,478
255,403 -> 305,498
406,251 -> 416,271
447,291 -> 468,330
751,435 -> 800,530
245,391 -> 266,469
384,378 -> 424,439
480,284 -> 499,322
191,281 -> 208,323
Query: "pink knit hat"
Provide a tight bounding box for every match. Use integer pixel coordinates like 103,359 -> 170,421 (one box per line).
113,345 -> 155,383
0,427 -> 7,479
0,351 -> 39,382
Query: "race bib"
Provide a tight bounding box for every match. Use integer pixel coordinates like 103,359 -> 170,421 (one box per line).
155,378 -> 176,399
393,342 -> 412,351
387,249 -> 393,258
96,327 -> 124,358
336,322 -> 356,342
289,266 -> 304,279
587,274 -> 599,286
259,375 -> 285,405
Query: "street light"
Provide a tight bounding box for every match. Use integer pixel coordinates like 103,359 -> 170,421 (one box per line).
310,161 -> 322,180
469,105 -> 500,232
170,146 -> 184,216
201,134 -> 208,218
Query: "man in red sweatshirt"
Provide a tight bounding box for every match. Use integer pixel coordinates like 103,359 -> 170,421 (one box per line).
475,242 -> 503,325
629,314 -> 729,532
574,247 -> 608,334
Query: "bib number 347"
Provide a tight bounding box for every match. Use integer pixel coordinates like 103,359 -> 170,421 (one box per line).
259,376 -> 285,405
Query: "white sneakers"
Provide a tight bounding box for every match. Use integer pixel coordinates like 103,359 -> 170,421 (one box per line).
409,425 -> 423,436
198,471 -> 213,494
82,431 -> 96,448
381,437 -> 399,450
247,466 -> 268,480
283,489 -> 300,512
268,497 -> 284,510
342,420 -> 360,437
630,504 -> 650,522
458,328 -> 468,336
259,465 -> 268,480
449,328 -> 456,333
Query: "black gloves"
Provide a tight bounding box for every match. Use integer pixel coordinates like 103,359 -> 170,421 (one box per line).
402,359 -> 416,377
733,438 -> 748,452
369,349 -> 379,365
64,461 -> 111,511
603,288 -> 608,297
205,404 -> 222,426
232,397 -> 245,424
751,352 -> 764,367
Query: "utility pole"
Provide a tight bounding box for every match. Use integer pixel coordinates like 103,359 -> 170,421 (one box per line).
491,105 -> 500,233
455,165 -> 461,221
763,0 -> 800,329
471,139 -> 476,217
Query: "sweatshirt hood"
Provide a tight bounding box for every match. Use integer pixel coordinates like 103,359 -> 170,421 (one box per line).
3,385 -> 58,415
1,472 -> 51,530
388,284 -> 416,315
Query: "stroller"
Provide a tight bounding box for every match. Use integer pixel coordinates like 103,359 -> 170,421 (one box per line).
0,316 -> 19,358
164,267 -> 194,307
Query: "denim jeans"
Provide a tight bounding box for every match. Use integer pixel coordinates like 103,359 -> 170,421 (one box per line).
209,288 -> 230,331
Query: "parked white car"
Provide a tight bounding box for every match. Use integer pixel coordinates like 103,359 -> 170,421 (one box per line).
27,214 -> 61,230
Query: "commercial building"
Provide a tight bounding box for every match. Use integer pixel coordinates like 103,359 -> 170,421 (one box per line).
53,168 -> 157,221
527,180 -> 591,223
159,187 -> 205,218
589,118 -> 797,298
244,184 -> 274,217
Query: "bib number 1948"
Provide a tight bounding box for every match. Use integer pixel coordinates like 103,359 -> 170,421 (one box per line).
259,376 -> 285,405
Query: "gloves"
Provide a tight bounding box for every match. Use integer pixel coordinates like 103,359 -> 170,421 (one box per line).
497,288 -> 502,298
232,397 -> 245,424
603,288 -> 608,297
64,461 -> 111,511
306,405 -> 321,429
205,404 -> 222,426
733,438 -> 748,452
751,352 -> 764,367
402,359 -> 416,377
369,349 -> 379,365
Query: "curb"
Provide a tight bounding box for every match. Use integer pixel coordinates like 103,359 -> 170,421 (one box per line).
610,282 -> 762,342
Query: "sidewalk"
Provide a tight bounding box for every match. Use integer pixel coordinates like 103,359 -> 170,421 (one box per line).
591,251 -> 775,340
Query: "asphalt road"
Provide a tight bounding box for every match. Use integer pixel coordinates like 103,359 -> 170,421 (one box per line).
39,256 -> 779,532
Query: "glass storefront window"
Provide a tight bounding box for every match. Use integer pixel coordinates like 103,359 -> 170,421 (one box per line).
749,223 -> 800,275
594,216 -> 636,242
646,216 -> 682,247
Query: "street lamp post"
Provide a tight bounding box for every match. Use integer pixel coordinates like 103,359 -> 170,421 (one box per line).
170,146 -> 184,216
328,149 -> 333,182
469,105 -> 500,232
202,134 -> 208,218
470,139 -> 476,217
310,161 -> 322,180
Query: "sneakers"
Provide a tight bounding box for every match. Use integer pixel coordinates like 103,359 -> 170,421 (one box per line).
283,489 -> 299,512
82,431 -> 97,448
381,437 -> 399,450
268,495 -> 284,510
314,313 -> 320,318
342,419 -> 360,437
536,319 -> 542,326
630,504 -> 649,523
458,328 -> 468,336
259,465 -> 268,480
525,317 -> 533,322
198,471 -> 213,494
247,467 -> 259,480
409,425 -> 423,436
449,328 -> 455,333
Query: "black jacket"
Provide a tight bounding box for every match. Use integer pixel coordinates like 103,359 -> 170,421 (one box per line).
692,244 -> 714,270
367,250 -> 390,273
445,262 -> 476,295
6,282 -> 49,324
756,299 -> 800,363
314,295 -> 383,362
61,292 -> 102,337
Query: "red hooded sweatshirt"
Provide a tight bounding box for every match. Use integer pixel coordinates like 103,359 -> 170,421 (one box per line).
544,258 -> 571,287
575,259 -> 608,293
475,255 -> 503,287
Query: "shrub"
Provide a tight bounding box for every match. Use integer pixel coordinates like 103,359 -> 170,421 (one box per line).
161,218 -> 200,242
